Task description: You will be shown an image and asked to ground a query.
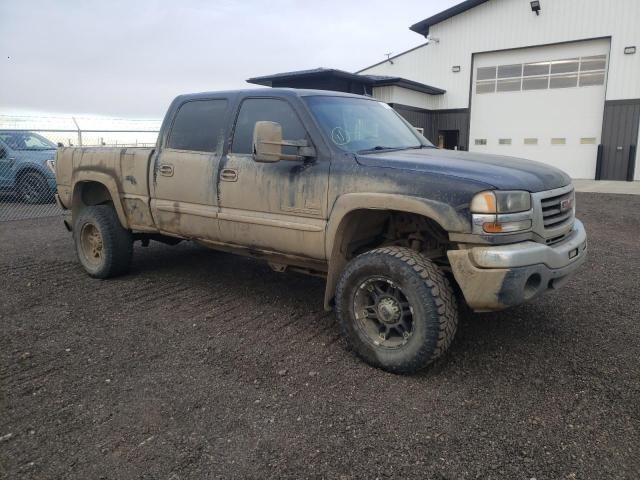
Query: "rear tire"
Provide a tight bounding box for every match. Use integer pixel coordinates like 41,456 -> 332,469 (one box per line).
17,171 -> 54,204
73,205 -> 133,278
335,246 -> 458,374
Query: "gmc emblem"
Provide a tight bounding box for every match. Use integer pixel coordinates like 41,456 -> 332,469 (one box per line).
560,198 -> 574,212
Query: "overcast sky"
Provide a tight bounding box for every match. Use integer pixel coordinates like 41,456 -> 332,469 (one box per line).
0,0 -> 458,118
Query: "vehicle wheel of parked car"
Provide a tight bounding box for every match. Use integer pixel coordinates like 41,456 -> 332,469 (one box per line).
17,171 -> 53,204
73,205 -> 133,279
335,246 -> 458,374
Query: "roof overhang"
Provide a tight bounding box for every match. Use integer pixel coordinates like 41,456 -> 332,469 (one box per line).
247,68 -> 445,95
410,0 -> 490,36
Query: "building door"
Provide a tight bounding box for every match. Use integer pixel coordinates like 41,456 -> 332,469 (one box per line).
599,101 -> 640,181
469,38 -> 610,179
437,130 -> 460,150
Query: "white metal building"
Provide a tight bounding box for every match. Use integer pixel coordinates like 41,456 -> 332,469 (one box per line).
357,0 -> 640,181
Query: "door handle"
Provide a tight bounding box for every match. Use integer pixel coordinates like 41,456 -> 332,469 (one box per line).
159,164 -> 174,177
220,168 -> 238,182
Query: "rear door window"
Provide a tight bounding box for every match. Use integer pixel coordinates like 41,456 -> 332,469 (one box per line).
231,98 -> 306,155
167,99 -> 228,152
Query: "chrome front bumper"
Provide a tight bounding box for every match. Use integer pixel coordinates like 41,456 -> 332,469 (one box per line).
448,220 -> 587,311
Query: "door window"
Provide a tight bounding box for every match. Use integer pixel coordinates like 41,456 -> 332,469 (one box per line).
231,98 -> 306,155
167,99 -> 228,152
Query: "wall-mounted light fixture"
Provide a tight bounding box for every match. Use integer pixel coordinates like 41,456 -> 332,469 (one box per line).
624,46 -> 636,55
426,35 -> 440,45
452,66 -> 461,73
530,0 -> 541,15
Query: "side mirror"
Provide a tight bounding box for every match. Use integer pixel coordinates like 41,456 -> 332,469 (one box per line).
57,142 -> 64,148
253,121 -> 315,163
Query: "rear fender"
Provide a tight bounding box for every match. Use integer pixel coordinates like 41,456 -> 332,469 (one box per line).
71,171 -> 128,229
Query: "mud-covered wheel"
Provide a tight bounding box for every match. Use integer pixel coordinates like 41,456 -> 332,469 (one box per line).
17,171 -> 53,204
335,246 -> 458,374
73,205 -> 133,278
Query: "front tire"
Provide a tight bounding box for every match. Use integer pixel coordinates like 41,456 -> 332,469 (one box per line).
335,247 -> 458,374
73,205 -> 133,278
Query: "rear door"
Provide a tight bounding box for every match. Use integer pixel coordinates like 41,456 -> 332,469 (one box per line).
150,98 -> 229,239
217,96 -> 329,260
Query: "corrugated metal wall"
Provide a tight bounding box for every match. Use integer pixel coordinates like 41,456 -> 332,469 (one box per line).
392,104 -> 470,150
600,100 -> 640,180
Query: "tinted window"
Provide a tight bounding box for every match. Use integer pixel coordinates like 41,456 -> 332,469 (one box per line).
167,99 -> 228,152
231,98 -> 306,154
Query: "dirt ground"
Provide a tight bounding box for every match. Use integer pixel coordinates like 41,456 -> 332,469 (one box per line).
1,192 -> 639,479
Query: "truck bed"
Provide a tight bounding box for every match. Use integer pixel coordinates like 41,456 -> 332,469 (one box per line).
55,146 -> 156,231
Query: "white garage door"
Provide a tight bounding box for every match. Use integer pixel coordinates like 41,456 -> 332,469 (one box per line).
469,38 -> 610,179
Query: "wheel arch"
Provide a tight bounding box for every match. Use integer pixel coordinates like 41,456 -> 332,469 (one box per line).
323,193 -> 467,310
71,173 -> 128,229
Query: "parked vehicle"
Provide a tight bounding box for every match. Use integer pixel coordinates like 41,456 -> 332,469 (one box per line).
54,89 -> 587,373
0,130 -> 57,203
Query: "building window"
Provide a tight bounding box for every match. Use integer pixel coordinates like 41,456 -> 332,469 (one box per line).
523,76 -> 549,90
579,72 -> 605,86
551,138 -> 566,145
580,137 -> 597,144
523,61 -> 550,76
476,81 -> 496,94
550,74 -> 578,89
498,64 -> 523,78
476,54 -> 606,95
497,79 -> 521,92
477,66 -> 497,81
580,55 -> 607,72
475,138 -> 487,145
498,138 -> 512,145
550,58 -> 580,75
524,138 -> 538,145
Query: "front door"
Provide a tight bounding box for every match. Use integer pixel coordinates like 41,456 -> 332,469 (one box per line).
217,97 -> 329,260
150,98 -> 229,239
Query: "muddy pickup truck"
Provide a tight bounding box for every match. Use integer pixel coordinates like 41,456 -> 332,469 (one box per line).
55,88 -> 587,373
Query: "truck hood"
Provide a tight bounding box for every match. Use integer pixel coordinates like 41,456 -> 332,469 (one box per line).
355,148 -> 571,192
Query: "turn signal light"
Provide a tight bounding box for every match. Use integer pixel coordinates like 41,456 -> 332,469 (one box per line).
482,223 -> 503,233
482,219 -> 532,233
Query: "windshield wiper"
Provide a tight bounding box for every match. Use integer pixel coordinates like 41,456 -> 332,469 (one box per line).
357,145 -> 403,154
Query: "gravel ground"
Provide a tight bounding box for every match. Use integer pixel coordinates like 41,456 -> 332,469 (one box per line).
1,192 -> 639,479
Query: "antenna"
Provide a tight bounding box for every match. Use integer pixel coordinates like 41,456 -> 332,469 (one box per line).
384,53 -> 394,65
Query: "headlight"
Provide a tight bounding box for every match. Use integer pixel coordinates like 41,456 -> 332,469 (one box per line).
470,191 -> 531,213
46,159 -> 56,175
471,191 -> 533,234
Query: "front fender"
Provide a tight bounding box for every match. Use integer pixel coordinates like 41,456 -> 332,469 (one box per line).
322,193 -> 469,309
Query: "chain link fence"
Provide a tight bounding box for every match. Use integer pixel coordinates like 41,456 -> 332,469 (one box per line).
0,115 -> 160,222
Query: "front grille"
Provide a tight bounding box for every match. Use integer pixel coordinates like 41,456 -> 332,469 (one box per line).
540,189 -> 575,231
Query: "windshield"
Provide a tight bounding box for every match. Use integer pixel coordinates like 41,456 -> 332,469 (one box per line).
304,96 -> 431,153
0,132 -> 56,151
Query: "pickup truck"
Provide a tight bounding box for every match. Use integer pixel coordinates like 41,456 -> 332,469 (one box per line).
55,88 -> 587,373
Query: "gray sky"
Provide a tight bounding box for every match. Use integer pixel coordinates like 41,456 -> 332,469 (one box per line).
0,0 -> 457,118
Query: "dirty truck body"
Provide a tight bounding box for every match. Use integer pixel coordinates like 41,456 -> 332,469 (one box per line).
55,88 -> 587,373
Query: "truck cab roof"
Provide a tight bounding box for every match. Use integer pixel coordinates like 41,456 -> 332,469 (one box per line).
173,88 -> 373,103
